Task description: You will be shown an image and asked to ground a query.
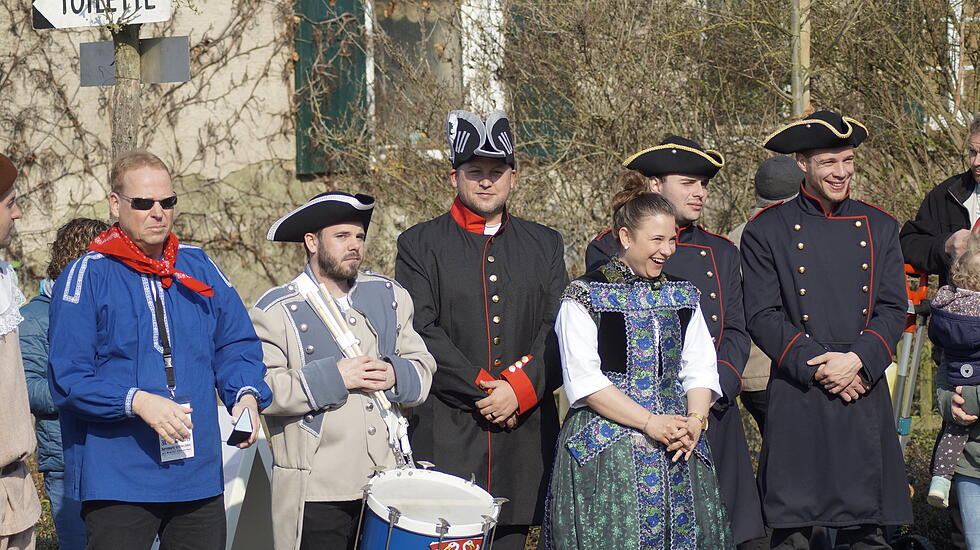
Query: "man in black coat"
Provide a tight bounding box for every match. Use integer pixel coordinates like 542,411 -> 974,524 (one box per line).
741,111 -> 912,549
585,136 -> 766,547
900,115 -> 980,286
898,115 -> 980,550
395,110 -> 567,550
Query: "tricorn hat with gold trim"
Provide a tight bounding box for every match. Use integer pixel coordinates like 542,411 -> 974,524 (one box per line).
623,136 -> 725,179
763,110 -> 868,154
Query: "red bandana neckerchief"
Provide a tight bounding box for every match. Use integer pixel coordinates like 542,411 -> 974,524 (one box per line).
89,224 -> 214,297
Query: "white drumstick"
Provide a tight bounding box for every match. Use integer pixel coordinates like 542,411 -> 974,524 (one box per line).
307,288 -> 392,411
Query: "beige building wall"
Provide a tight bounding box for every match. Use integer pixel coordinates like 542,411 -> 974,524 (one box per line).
0,0 -> 319,303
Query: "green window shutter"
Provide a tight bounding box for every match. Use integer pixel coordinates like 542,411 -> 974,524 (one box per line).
294,0 -> 366,175
503,3 -> 572,160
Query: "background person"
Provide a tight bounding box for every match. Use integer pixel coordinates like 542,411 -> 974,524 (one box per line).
0,151 -> 40,550
19,217 -> 108,550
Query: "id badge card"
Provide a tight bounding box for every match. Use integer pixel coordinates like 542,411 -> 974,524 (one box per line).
160,398 -> 194,463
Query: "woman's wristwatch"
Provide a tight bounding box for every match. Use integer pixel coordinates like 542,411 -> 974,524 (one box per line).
687,412 -> 709,432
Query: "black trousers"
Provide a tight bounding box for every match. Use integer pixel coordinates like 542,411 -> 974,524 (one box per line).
740,389 -> 768,435
82,494 -> 225,550
491,525 -> 532,550
770,525 -> 890,550
300,500 -> 361,550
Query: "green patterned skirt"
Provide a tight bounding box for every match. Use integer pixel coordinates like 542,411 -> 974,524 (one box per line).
544,407 -> 734,550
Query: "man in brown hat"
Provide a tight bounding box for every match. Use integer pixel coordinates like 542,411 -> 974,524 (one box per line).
0,152 -> 41,550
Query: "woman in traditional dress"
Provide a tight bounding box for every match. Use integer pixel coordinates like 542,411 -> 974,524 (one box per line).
544,189 -> 733,549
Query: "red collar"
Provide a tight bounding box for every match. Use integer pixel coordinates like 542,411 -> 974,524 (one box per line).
799,183 -> 849,217
449,197 -> 508,235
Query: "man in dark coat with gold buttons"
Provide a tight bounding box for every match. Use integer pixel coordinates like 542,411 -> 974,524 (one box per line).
585,136 -> 765,547
741,111 -> 912,549
395,110 -> 567,550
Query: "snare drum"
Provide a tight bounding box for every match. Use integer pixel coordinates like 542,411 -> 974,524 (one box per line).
358,468 -> 503,550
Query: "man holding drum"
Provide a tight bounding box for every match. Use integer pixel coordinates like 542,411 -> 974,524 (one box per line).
395,110 -> 568,550
251,192 -> 436,550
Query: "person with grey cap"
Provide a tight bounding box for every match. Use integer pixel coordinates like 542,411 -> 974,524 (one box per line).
250,192 -> 435,550
0,152 -> 40,550
728,155 -> 802,434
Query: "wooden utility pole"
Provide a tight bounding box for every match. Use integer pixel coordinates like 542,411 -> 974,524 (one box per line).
790,0 -> 811,116
111,24 -> 142,160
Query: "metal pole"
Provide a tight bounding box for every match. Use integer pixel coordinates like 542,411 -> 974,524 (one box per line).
111,24 -> 142,159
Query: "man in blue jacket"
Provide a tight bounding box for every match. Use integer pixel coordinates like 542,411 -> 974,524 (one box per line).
48,151 -> 272,550
21,218 -> 108,550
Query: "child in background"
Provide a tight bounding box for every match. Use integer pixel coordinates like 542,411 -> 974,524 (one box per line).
928,232 -> 980,508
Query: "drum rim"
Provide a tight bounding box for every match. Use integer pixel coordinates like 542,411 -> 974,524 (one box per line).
364,469 -> 498,538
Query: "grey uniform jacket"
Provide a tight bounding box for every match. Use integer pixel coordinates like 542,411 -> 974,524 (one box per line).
250,268 -> 436,550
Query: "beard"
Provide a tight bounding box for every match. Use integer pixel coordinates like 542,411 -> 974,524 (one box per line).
316,249 -> 361,281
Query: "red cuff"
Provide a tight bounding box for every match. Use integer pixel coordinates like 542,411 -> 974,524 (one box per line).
475,368 -> 496,388
500,365 -> 538,414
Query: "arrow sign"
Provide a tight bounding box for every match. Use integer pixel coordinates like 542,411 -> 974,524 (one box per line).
33,0 -> 171,30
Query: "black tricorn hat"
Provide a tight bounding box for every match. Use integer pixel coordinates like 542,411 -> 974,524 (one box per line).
622,136 -> 725,179
446,110 -> 515,169
763,110 -> 868,154
267,192 -> 375,243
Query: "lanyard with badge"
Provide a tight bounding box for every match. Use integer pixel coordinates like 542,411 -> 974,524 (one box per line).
151,279 -> 195,462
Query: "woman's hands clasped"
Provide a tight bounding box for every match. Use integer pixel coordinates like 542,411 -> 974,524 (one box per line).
642,413 -> 702,462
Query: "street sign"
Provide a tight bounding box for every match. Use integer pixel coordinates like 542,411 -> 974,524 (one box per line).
32,0 -> 172,30
80,36 -> 190,86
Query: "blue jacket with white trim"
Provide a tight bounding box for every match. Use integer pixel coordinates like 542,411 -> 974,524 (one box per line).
48,245 -> 272,503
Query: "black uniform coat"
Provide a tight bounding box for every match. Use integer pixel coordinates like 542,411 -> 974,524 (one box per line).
585,225 -> 765,544
899,169 -> 974,285
395,198 -> 567,526
740,189 -> 913,528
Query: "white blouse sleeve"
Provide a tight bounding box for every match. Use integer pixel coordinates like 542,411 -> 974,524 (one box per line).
555,299 -> 614,408
679,303 -> 722,403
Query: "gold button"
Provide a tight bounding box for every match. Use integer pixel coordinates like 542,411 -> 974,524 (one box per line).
491,295 -> 500,303
859,241 -> 867,248
493,315 -> 501,324
802,314 -> 809,322
862,308 -> 868,315
706,271 -> 714,278
494,359 -> 502,366
855,220 -> 863,228
862,285 -> 869,293
797,242 -> 805,250
799,289 -> 806,296
489,274 -> 497,282
711,337 -> 717,343
709,292 -> 717,299
794,224 -> 801,231
862,263 -> 869,270
711,314 -> 718,322
493,337 -> 501,345
488,256 -> 495,263
700,250 -> 707,257
798,266 -> 806,274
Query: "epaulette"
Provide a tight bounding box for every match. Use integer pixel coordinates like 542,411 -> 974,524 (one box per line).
697,225 -> 735,246
749,200 -> 784,221
361,269 -> 405,290
856,199 -> 897,220
254,283 -> 300,311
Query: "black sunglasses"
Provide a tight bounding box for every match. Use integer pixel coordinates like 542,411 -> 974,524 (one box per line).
117,192 -> 178,211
